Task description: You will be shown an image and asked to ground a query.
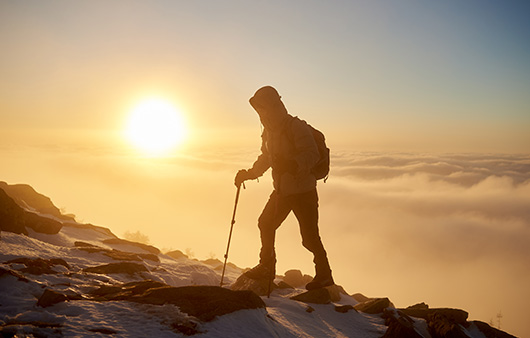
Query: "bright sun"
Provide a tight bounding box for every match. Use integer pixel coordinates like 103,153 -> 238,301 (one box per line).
125,98 -> 187,156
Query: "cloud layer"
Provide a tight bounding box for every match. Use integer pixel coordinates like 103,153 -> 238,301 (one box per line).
1,140 -> 528,336
312,152 -> 530,336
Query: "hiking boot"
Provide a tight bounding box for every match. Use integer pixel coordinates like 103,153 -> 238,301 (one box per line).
305,275 -> 334,291
243,262 -> 275,281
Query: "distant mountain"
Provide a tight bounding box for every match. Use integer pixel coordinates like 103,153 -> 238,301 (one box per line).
0,182 -> 517,337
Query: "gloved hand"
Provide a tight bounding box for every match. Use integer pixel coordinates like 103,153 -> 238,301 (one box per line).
275,158 -> 298,175
234,169 -> 253,187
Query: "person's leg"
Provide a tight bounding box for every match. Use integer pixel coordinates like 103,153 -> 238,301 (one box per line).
245,190 -> 291,280
292,189 -> 334,289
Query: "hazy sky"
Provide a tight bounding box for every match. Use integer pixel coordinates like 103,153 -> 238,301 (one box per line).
1,1 -> 530,337
1,0 -> 529,152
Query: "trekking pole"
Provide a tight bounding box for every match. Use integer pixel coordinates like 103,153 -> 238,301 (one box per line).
220,183 -> 243,287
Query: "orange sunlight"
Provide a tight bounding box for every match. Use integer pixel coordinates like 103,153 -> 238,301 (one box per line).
124,97 -> 188,157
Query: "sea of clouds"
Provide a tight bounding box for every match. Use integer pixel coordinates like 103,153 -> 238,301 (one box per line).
1,139 -> 528,336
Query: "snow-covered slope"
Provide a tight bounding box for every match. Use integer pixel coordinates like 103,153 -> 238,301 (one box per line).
0,183 -> 516,337
0,224 -> 389,337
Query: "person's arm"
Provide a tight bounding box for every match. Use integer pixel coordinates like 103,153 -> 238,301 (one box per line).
234,131 -> 271,186
247,131 -> 271,178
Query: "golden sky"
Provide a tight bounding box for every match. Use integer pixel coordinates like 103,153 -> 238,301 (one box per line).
1,1 -> 529,153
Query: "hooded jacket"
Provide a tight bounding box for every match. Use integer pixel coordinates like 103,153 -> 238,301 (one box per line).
247,86 -> 320,196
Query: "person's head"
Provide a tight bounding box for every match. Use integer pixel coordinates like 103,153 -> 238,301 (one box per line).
249,86 -> 288,129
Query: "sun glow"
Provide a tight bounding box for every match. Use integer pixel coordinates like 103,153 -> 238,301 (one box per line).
125,98 -> 187,156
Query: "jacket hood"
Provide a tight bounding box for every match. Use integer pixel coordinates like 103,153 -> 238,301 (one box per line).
249,86 -> 288,130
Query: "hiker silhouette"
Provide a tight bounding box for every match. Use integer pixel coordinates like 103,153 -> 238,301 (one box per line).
235,86 -> 334,291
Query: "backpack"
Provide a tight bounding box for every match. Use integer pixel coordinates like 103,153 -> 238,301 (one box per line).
289,117 -> 330,182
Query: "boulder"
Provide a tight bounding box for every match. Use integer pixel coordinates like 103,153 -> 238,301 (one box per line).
0,266 -> 29,282
399,306 -> 475,338
24,211 -> 62,234
382,308 -> 423,338
400,307 -> 468,325
130,285 -> 266,321
428,311 -> 470,338
37,289 -> 68,308
276,281 -> 295,289
83,262 -> 148,275
89,280 -> 167,301
74,241 -> 102,248
7,257 -> 69,275
351,293 -> 370,303
64,222 -> 116,238
77,244 -> 160,263
0,187 -> 63,235
103,238 -> 160,255
326,284 -> 347,302
0,188 -> 28,235
290,288 -> 331,304
230,274 -> 276,296
473,321 -> 517,338
165,249 -> 188,260
354,297 -> 393,314
283,269 -> 305,288
335,304 -> 356,313
0,181 -> 73,221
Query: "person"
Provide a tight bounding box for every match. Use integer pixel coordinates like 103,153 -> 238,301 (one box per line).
234,85 -> 334,290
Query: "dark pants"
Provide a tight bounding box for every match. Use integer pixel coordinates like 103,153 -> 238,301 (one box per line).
258,189 -> 331,277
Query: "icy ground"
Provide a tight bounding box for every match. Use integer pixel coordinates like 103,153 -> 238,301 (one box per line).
0,221 -> 389,338
0,209 -> 494,337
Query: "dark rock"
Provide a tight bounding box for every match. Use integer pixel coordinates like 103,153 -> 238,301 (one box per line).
7,257 -> 69,275
0,266 -> 29,282
136,253 -> 159,262
130,285 -> 266,322
104,250 -> 143,262
230,274 -> 276,296
351,293 -> 370,303
406,302 -> 429,311
1,186 -> 64,235
399,307 -> 471,338
24,211 -> 62,234
170,320 -> 200,336
382,308 -> 423,338
290,288 -> 331,304
88,328 -> 118,335
473,321 -> 517,338
49,258 -> 69,268
400,307 -> 468,325
166,249 -> 188,259
104,250 -> 159,263
327,284 -> 347,302
74,241 -> 102,248
37,289 -> 68,307
83,262 -> 148,275
0,181 -> 73,222
428,311 -> 470,338
103,238 -> 160,255
0,188 -> 28,235
335,304 -> 356,313
354,297 -> 393,314
276,281 -> 294,289
89,280 -> 167,301
64,222 -> 116,238
283,269 -> 305,288
202,258 -> 222,267
76,243 -> 160,263
306,306 -> 315,313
